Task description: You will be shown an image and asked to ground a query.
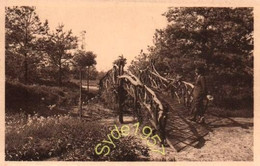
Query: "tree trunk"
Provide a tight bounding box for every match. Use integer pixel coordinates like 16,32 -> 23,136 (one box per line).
24,53 -> 28,84
58,57 -> 62,87
24,22 -> 28,85
79,68 -> 83,118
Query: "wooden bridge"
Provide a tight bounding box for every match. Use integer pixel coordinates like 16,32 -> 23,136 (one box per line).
99,59 -> 212,152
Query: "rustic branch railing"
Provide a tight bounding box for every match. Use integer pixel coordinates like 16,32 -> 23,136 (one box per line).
137,63 -> 196,108
99,62 -> 212,146
99,65 -> 169,143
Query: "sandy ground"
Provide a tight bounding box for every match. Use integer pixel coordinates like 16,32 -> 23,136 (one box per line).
101,115 -> 253,161
78,101 -> 253,161
158,117 -> 253,161
111,115 -> 253,161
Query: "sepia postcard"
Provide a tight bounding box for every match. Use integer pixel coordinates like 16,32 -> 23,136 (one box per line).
1,0 -> 260,165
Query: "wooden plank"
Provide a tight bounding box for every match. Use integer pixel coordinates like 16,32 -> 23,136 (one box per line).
161,93 -> 210,152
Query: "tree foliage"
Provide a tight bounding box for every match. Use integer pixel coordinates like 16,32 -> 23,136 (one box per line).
73,50 -> 97,91
129,50 -> 150,75
131,7 -> 253,108
42,24 -> 78,86
73,50 -> 97,69
113,55 -> 127,67
5,6 -> 100,88
5,6 -> 49,83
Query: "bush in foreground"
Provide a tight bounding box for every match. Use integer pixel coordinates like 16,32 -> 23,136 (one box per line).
5,114 -> 149,161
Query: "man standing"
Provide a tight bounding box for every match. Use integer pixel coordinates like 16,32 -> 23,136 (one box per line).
190,66 -> 208,123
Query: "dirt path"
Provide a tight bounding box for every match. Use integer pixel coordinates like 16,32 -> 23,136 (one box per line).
149,116 -> 253,161
77,102 -> 253,161
172,117 -> 253,161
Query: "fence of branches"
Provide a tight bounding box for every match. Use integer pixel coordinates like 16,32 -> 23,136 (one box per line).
99,62 -> 211,144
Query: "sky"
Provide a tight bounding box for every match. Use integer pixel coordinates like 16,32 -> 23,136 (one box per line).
35,2 -> 169,71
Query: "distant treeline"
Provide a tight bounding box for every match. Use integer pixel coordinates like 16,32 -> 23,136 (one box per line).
5,6 -> 101,87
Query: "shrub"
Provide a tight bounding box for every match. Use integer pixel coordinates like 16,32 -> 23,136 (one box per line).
5,114 -> 149,161
5,81 -> 93,116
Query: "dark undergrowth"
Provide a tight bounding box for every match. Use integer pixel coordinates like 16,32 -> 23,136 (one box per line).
5,81 -> 95,116
5,113 -> 149,161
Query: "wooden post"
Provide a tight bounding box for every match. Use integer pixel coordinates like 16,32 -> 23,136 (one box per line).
118,79 -> 124,123
134,86 -> 138,120
87,66 -> 90,92
118,63 -> 125,124
155,105 -> 159,126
